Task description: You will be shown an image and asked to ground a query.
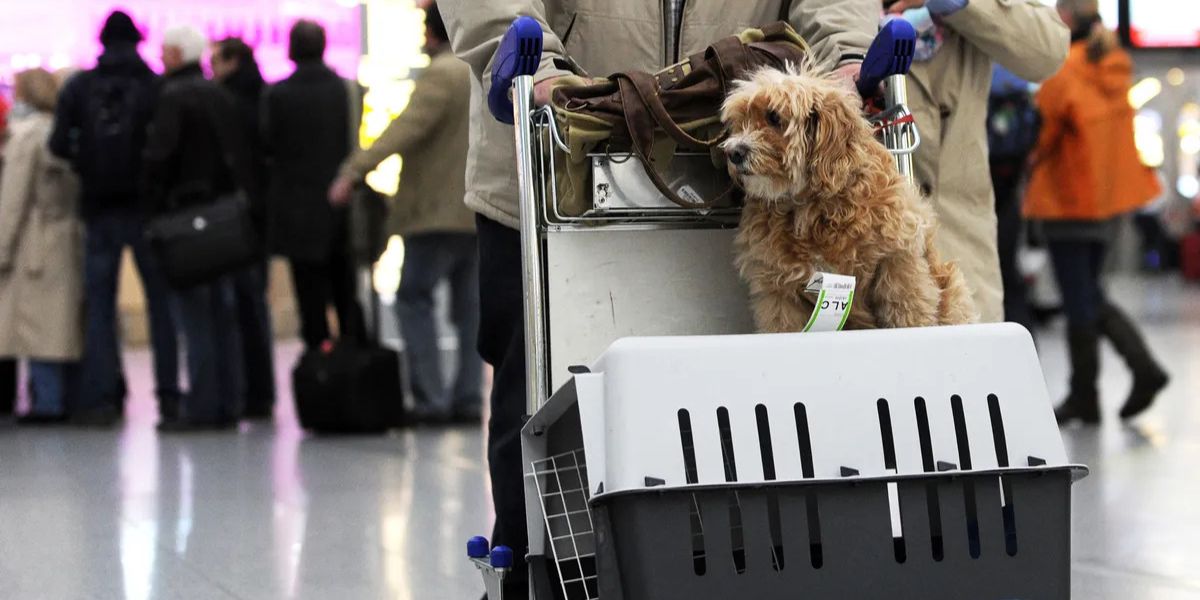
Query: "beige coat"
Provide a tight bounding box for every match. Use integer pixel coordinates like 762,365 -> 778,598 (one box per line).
441,0 -> 881,229
340,51 -> 475,237
907,0 -> 1068,322
0,112 -> 84,360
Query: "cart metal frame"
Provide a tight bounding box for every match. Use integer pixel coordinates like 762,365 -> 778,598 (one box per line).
468,17 -> 966,600
501,70 -> 924,600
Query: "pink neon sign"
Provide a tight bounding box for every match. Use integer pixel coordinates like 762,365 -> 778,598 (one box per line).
1,1 -> 361,86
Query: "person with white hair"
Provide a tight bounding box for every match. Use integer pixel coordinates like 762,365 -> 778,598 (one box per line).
143,24 -> 256,431
162,25 -> 209,71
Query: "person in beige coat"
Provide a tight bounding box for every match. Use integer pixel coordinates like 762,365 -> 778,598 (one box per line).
886,0 -> 1069,322
0,69 -> 83,423
329,3 -> 482,423
439,0 -> 880,595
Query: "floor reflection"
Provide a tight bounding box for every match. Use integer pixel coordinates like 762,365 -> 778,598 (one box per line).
119,423 -> 159,600
1,276 -> 1198,599
272,423 -> 305,600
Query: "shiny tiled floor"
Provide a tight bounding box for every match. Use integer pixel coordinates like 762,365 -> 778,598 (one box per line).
1,275 -> 1198,599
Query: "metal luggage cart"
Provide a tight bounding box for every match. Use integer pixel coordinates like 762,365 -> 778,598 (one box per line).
467,16 -> 1086,600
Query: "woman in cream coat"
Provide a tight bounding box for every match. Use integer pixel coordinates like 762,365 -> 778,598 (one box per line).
0,68 -> 84,423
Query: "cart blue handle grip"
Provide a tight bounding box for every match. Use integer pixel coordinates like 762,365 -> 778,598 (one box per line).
490,545 -> 515,569
467,536 -> 490,559
856,18 -> 917,97
488,16 -> 544,124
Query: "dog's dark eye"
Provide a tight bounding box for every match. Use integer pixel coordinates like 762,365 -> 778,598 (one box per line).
765,109 -> 784,129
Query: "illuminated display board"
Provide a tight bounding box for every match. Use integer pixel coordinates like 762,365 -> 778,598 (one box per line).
0,0 -> 362,83
1127,0 -> 1200,49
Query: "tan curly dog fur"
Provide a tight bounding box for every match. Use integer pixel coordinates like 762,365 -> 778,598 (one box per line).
721,64 -> 977,332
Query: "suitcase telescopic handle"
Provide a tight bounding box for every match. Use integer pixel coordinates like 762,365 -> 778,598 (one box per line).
488,16 -> 545,124
857,18 -> 917,98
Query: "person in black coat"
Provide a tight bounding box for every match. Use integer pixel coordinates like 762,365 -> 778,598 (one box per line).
263,20 -> 365,350
48,10 -> 179,426
212,37 -> 277,419
143,25 -> 253,430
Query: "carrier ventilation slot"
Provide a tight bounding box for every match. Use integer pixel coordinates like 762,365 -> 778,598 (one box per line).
756,405 -> 785,571
915,397 -> 945,562
951,395 -> 982,559
988,394 -> 1019,556
677,410 -> 706,574
878,399 -> 906,563
794,403 -> 823,568
678,409 -> 699,484
717,408 -> 746,573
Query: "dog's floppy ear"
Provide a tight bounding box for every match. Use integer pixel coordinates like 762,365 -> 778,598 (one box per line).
805,83 -> 870,194
804,108 -> 819,148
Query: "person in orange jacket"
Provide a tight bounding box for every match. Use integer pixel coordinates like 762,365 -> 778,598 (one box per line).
1025,0 -> 1168,425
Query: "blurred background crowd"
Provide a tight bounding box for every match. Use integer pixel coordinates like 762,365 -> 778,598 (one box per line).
0,1 -> 482,431
0,0 -> 1196,431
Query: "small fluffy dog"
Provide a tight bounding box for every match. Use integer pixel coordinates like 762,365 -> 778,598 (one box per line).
721,64 -> 977,332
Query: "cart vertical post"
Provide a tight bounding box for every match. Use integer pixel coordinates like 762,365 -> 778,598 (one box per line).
512,68 -> 550,417
883,73 -> 916,180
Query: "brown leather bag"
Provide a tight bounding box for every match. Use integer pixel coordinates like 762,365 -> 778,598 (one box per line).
549,22 -> 810,216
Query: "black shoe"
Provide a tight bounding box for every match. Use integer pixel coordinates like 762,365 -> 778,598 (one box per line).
451,406 -> 484,425
158,393 -> 182,424
1099,303 -> 1170,421
157,418 -> 237,432
1054,399 -> 1101,425
241,405 -> 274,420
16,412 -> 68,425
68,407 -> 120,428
1056,324 -> 1101,426
1119,368 -> 1169,420
409,404 -> 451,425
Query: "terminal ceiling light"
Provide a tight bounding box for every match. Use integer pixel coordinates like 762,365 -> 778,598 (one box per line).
1182,133 -> 1200,156
1134,111 -> 1166,168
1167,68 -> 1186,87
1178,175 -> 1200,199
1128,77 -> 1163,110
373,235 -> 406,300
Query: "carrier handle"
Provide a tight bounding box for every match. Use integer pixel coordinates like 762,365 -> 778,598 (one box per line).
489,16 -> 545,124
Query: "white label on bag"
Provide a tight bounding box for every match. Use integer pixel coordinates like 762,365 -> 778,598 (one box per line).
677,185 -> 703,205
802,272 -> 857,332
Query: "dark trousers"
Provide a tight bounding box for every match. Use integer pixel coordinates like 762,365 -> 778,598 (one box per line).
396,232 -> 483,414
990,160 -> 1034,331
1047,239 -> 1108,327
232,262 -> 276,414
79,212 -> 180,415
476,215 -> 529,594
0,359 -> 15,415
174,276 -> 243,423
289,245 -> 366,350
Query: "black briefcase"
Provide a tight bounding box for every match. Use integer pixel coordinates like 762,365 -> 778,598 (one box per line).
292,340 -> 406,434
145,192 -> 262,289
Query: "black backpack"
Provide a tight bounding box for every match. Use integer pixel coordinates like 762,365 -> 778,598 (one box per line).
84,73 -> 149,198
987,90 -> 1041,162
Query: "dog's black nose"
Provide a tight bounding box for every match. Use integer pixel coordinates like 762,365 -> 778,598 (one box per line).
727,145 -> 748,166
